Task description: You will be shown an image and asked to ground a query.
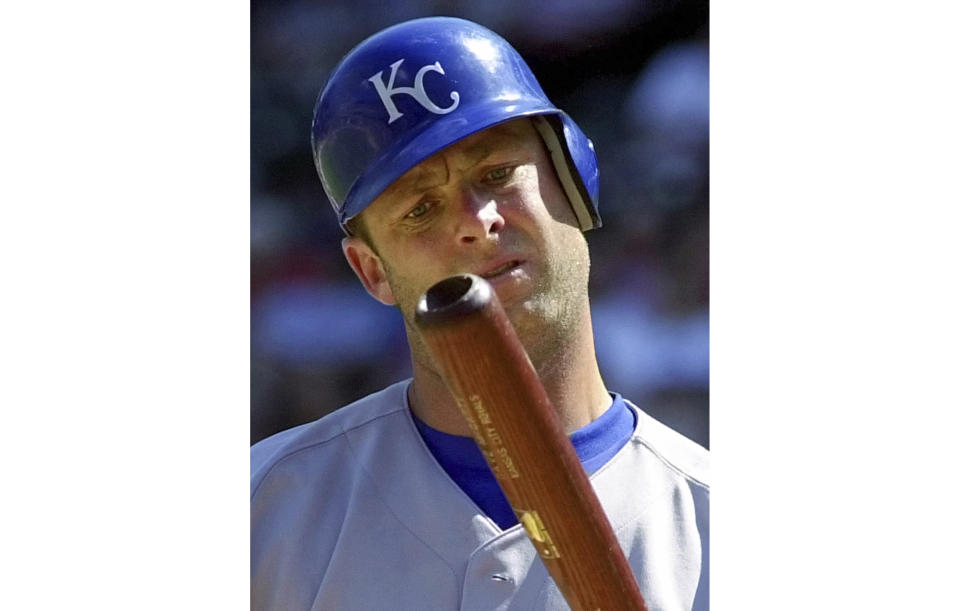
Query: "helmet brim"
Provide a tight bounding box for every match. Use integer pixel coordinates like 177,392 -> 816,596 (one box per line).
339,99 -> 561,227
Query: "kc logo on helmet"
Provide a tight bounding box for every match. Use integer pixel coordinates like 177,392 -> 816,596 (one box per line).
368,59 -> 461,124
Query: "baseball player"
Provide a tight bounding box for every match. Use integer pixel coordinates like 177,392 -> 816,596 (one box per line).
251,17 -> 709,610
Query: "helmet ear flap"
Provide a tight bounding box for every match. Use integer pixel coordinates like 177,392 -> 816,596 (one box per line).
531,116 -> 602,231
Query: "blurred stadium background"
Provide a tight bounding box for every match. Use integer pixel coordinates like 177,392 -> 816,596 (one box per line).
251,0 -> 709,447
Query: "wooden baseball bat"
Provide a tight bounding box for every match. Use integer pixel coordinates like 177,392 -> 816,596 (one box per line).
414,274 -> 647,611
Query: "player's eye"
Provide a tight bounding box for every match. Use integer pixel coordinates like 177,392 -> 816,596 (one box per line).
485,166 -> 515,183
405,200 -> 435,220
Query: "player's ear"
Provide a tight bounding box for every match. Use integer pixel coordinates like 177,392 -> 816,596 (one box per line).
342,236 -> 396,306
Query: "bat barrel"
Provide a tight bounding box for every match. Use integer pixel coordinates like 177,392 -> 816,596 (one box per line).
414,274 -> 648,611
415,273 -> 491,324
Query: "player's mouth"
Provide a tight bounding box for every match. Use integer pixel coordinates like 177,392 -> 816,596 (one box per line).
479,259 -> 524,280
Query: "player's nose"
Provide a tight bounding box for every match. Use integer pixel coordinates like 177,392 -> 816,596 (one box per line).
454,187 -> 505,245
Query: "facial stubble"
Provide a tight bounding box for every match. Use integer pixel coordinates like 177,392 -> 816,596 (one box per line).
385,223 -> 593,381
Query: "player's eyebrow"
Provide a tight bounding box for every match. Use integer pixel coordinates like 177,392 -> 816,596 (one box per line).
392,157 -> 450,196
459,126 -> 530,162
389,124 -> 532,198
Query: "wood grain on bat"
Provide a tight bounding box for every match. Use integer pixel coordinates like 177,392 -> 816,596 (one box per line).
414,274 -> 647,611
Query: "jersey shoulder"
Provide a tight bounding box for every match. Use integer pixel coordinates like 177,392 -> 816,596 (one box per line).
627,400 -> 709,491
250,379 -> 410,495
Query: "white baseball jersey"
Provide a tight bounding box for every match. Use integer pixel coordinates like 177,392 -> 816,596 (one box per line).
251,380 -> 709,610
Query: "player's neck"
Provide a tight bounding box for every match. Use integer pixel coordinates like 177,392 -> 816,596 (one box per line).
534,316 -> 611,433
407,310 -> 609,437
534,305 -> 610,432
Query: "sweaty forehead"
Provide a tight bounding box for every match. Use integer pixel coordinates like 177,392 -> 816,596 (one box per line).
390,119 -> 539,194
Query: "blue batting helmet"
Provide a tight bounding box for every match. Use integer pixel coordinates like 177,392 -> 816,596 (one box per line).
311,17 -> 601,234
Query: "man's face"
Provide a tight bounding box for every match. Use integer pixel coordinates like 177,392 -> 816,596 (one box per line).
342,118 -> 591,365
